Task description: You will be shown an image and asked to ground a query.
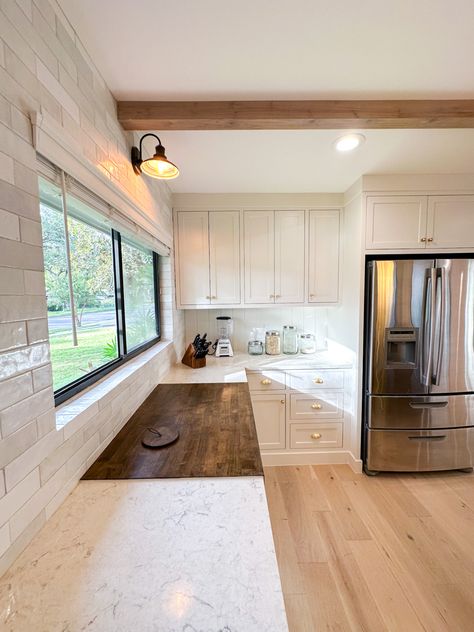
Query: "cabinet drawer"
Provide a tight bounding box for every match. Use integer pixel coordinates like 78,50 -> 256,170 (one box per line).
289,392 -> 343,421
290,423 -> 343,449
247,371 -> 286,392
288,370 -> 343,391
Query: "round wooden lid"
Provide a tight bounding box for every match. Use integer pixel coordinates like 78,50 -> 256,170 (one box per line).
141,425 -> 180,448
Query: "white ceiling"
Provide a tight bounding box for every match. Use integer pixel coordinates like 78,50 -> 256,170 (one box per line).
58,0 -> 474,192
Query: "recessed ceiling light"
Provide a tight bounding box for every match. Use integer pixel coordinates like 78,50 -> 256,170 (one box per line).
334,133 -> 366,152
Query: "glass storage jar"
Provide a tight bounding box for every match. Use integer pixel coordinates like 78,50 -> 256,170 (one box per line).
248,340 -> 264,355
282,326 -> 298,354
265,330 -> 281,355
299,333 -> 316,354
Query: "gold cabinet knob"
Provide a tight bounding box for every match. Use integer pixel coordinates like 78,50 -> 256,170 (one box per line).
261,378 -> 272,385
211,295 -> 217,299
309,293 -> 315,298
269,294 -> 274,299
206,295 -> 211,299
280,399 -> 285,404
427,237 -> 433,242
420,237 -> 426,243
313,377 -> 324,384
311,403 -> 322,409
311,433 -> 322,440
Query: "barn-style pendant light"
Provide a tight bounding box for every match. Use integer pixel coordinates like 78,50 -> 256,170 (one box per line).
131,133 -> 179,179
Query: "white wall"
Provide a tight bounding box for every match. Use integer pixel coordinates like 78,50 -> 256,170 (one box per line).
0,0 -> 184,576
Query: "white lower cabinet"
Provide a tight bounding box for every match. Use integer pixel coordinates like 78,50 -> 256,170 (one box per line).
247,367 -> 349,459
250,393 -> 286,450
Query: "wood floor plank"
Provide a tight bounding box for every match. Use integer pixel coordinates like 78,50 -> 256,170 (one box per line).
265,470 -> 306,596
315,510 -> 388,632
300,562 -> 353,632
313,465 -> 372,541
282,593 -> 317,632
349,539 -> 425,632
277,472 -> 329,563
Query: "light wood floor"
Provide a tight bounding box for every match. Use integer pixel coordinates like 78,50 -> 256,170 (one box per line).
264,464 -> 474,632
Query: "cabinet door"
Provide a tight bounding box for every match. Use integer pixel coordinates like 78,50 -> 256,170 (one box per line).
274,210 -> 305,303
244,210 -> 275,304
366,196 -> 428,249
427,196 -> 474,248
176,211 -> 210,305
308,210 -> 340,303
209,211 -> 241,304
250,393 -> 286,450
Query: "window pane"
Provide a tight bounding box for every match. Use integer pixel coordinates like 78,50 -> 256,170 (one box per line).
122,240 -> 158,350
39,177 -> 118,391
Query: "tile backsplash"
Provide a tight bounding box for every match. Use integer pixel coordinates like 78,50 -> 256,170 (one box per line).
184,307 -> 331,352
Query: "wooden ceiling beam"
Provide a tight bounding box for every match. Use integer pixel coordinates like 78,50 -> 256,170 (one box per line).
117,99 -> 474,131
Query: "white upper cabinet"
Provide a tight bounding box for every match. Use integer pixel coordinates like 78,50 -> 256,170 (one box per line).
366,196 -> 428,249
176,211 -> 210,305
209,211 -> 241,304
308,210 -> 340,303
176,207 -> 341,308
427,196 -> 474,248
176,210 -> 241,307
274,210 -> 305,303
366,194 -> 474,250
244,210 -> 275,304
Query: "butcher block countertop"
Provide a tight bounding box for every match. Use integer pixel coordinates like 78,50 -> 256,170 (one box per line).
83,382 -> 263,480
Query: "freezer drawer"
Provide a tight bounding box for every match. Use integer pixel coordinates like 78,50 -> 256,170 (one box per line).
368,394 -> 474,430
366,428 -> 474,472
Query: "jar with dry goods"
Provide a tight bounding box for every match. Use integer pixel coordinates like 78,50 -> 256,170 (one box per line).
265,330 -> 281,355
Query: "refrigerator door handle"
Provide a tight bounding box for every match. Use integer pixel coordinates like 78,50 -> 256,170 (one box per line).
432,267 -> 447,386
421,268 -> 437,386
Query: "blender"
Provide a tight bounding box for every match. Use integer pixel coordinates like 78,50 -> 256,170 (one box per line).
215,316 -> 234,357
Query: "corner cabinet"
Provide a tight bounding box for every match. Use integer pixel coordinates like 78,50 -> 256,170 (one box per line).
174,208 -> 341,308
175,210 -> 241,307
366,195 -> 474,250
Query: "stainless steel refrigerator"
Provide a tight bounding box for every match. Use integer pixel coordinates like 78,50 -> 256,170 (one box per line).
364,257 -> 474,473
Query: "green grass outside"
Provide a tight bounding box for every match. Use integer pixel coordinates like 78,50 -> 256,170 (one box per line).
50,326 -> 117,391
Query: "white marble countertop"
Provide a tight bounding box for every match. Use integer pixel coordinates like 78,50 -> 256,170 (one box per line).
0,477 -> 288,632
163,348 -> 353,384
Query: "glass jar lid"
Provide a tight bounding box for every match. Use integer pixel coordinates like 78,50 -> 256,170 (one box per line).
266,330 -> 280,336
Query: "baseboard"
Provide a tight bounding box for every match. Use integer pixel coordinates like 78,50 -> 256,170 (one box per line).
261,450 -> 362,471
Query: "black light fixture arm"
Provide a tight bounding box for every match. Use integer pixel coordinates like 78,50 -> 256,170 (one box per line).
137,133 -> 163,160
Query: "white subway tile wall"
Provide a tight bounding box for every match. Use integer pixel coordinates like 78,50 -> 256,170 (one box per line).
0,0 -> 185,576
184,307 -> 330,352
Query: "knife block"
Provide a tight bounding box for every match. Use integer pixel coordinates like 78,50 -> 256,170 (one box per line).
181,344 -> 206,369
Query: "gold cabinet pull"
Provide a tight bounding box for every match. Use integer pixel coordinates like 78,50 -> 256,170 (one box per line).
311,432 -> 322,440
211,295 -> 217,299
261,378 -> 272,385
420,237 -> 426,243
427,237 -> 433,242
313,377 -> 324,384
311,403 -> 322,409
280,399 -> 285,404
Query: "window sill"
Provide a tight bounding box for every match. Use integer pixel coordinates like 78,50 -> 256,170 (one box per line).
55,339 -> 173,438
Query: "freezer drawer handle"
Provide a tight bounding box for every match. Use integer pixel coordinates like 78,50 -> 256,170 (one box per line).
408,401 -> 448,409
408,435 -> 447,441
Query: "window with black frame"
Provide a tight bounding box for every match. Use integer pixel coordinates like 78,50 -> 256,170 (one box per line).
38,174 -> 161,405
